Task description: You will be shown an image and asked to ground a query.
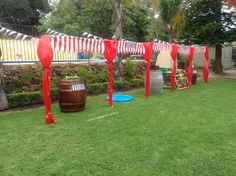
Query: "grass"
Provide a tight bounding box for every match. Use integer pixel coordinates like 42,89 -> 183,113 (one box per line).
0,79 -> 236,176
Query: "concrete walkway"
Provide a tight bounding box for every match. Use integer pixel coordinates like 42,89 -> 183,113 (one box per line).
197,68 -> 236,80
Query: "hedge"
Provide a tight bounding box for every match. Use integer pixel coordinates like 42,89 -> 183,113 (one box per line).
3,62 -> 146,94
7,78 -> 144,108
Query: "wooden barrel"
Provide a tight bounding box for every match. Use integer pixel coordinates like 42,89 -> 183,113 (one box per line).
58,78 -> 86,112
150,70 -> 164,95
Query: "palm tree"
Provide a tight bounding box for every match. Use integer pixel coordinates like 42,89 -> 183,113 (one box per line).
157,0 -> 183,42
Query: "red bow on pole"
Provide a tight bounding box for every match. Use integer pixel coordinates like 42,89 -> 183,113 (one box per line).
203,46 -> 209,83
187,46 -> 195,87
142,43 -> 153,98
103,40 -> 118,107
170,44 -> 179,91
37,35 -> 56,124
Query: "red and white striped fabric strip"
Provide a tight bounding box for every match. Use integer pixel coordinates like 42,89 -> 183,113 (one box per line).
73,37 -> 76,52
98,39 -> 102,53
101,40 -> 105,54
179,45 -> 190,55
122,40 -> 126,55
125,41 -> 129,55
135,43 -> 139,54
50,35 -> 202,56
68,36 -> 72,52
136,43 -> 140,55
152,42 -> 172,52
194,46 -> 205,54
117,40 -> 121,54
50,35 -> 55,49
63,36 -> 67,51
90,38 -> 94,53
85,38 -> 88,53
58,36 -> 62,51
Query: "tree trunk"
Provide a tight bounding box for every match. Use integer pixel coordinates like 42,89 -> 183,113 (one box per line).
0,67 -> 9,110
168,26 -> 174,43
114,0 -> 123,80
215,45 -> 223,74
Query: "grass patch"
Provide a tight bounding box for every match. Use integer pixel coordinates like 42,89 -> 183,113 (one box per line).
0,79 -> 236,176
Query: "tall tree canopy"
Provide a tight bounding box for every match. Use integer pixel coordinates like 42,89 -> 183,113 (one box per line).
0,0 -> 50,25
181,0 -> 236,73
183,0 -> 236,45
122,1 -> 151,41
41,0 -> 152,41
157,0 -> 182,42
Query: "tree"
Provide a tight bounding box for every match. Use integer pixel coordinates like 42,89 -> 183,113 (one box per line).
182,0 -> 236,74
41,0 -> 114,37
114,0 -> 122,80
40,0 -> 83,36
157,0 -> 182,42
0,0 -> 50,25
84,0 -> 113,38
114,0 -> 151,79
122,1 -> 151,42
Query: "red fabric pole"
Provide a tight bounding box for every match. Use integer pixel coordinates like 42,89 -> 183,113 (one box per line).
108,63 -> 113,106
145,62 -> 151,97
59,36 -> 62,50
170,44 -> 180,91
103,40 -> 118,107
42,68 -> 55,124
37,35 -> 56,124
187,46 -> 195,87
142,43 -> 153,98
203,46 -> 209,83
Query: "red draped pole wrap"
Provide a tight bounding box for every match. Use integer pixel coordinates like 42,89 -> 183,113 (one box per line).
37,35 -> 56,124
103,40 -> 118,107
187,46 -> 195,87
203,46 -> 209,83
170,44 -> 180,91
142,43 -> 153,98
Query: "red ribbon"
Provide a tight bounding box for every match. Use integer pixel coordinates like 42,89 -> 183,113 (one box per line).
103,40 -> 118,107
187,46 -> 195,87
37,35 -> 56,124
107,63 -> 113,106
203,46 -> 209,83
142,43 -> 153,98
42,68 -> 56,124
170,44 -> 179,91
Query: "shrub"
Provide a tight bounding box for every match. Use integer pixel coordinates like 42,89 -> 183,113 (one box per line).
7,88 -> 59,108
7,91 -> 43,108
113,80 -> 129,90
124,59 -> 136,80
129,78 -> 144,88
6,78 -> 144,108
3,62 -> 146,94
87,82 -> 108,94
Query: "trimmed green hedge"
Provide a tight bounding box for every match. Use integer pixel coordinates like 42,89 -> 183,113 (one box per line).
7,88 -> 59,108
87,82 -> 108,94
3,62 -> 146,94
7,78 -> 144,108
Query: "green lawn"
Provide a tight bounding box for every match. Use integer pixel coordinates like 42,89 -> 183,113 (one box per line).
0,79 -> 236,176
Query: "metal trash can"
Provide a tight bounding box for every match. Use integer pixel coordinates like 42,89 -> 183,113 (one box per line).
150,70 -> 164,95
